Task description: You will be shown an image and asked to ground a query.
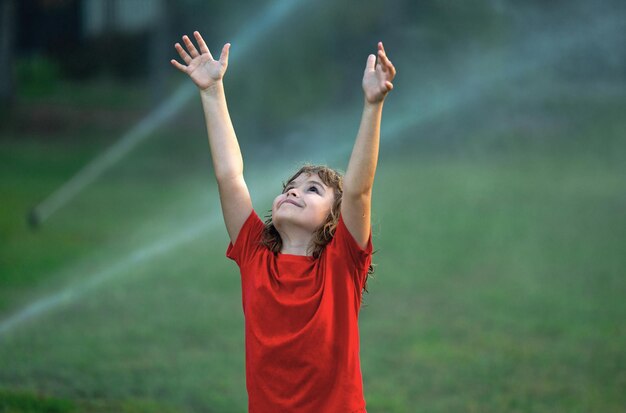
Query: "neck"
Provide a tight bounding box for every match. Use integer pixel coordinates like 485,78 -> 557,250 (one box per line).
277,226 -> 314,256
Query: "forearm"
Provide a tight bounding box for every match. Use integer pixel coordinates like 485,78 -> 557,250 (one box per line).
344,99 -> 384,195
199,81 -> 243,181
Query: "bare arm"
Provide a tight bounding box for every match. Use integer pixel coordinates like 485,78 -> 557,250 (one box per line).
200,81 -> 253,244
171,31 -> 252,243
342,42 -> 396,248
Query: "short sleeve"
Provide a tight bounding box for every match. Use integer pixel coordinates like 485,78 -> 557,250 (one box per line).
330,214 -> 373,276
226,210 -> 266,267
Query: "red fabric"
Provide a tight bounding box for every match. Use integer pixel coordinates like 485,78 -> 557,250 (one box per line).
226,210 -> 372,413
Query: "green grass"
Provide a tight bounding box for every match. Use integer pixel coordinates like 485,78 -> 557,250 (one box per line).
365,155 -> 626,412
1,80 -> 625,412
0,387 -> 187,413
0,388 -> 74,413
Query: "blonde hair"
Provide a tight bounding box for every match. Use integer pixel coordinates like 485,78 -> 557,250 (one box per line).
261,164 -> 374,299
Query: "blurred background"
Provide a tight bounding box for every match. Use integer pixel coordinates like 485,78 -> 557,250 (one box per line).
1,0 -> 625,412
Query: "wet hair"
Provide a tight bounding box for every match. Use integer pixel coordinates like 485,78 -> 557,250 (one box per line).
261,163 -> 374,300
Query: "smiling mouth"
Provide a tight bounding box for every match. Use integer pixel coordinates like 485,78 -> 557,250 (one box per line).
281,199 -> 302,208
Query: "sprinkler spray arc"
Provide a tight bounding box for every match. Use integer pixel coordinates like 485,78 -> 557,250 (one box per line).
26,0 -> 310,229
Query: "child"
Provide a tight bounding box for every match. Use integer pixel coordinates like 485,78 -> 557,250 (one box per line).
171,31 -> 395,413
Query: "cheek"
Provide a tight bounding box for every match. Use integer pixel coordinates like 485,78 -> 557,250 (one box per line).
315,198 -> 334,216
272,195 -> 283,211
324,195 -> 335,209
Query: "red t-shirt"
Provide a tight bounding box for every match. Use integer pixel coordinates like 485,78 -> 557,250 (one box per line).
226,210 -> 372,413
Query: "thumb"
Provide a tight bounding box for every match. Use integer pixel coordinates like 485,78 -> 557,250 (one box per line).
219,43 -> 231,64
365,54 -> 376,71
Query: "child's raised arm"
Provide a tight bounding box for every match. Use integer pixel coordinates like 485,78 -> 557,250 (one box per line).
342,42 -> 396,249
171,31 -> 252,244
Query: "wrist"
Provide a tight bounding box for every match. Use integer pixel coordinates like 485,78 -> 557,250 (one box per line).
364,97 -> 384,109
200,80 -> 225,97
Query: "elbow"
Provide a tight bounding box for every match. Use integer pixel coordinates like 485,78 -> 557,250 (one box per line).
343,173 -> 375,198
343,187 -> 373,201
215,168 -> 244,184
214,161 -> 244,183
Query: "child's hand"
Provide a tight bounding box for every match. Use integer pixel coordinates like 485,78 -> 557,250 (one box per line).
362,42 -> 396,104
171,31 -> 230,91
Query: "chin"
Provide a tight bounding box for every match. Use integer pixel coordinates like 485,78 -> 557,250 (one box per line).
271,210 -> 288,229
273,213 -> 316,232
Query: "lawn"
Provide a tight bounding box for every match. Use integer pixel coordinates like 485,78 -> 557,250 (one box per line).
1,78 -> 625,412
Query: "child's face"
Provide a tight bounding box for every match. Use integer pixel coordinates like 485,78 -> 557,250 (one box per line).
271,172 -> 335,234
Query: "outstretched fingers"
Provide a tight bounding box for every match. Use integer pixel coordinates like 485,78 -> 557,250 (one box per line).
219,43 -> 231,64
172,41 -> 191,72
193,31 -> 213,58
170,58 -> 187,73
382,55 -> 396,77
377,50 -> 393,71
377,42 -> 396,78
174,42 -> 192,64
182,35 -> 200,58
365,54 -> 376,71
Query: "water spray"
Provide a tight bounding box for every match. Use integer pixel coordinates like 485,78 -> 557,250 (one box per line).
5,4 -> 623,336
27,0 -> 310,228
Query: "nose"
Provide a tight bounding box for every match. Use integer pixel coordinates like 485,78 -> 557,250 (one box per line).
286,187 -> 299,197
